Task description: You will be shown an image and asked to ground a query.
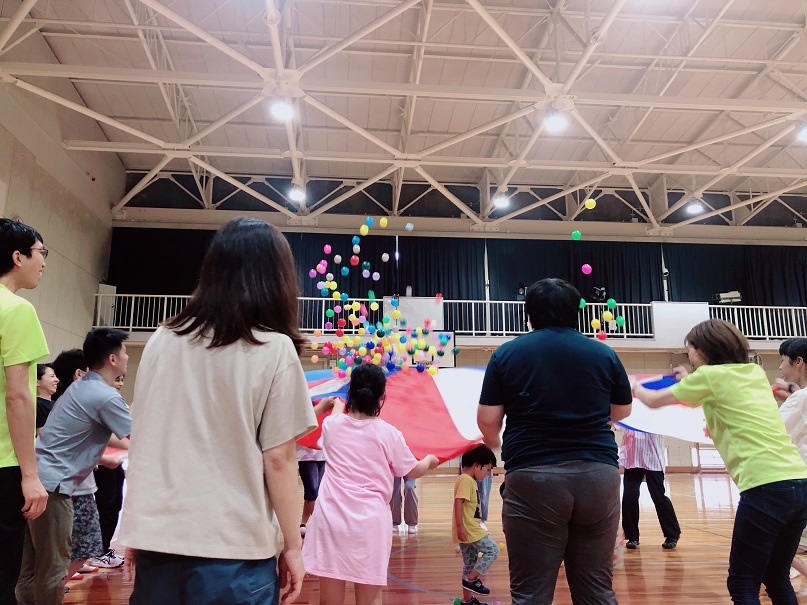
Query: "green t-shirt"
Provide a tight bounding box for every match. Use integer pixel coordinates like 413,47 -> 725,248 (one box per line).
670,364 -> 807,492
0,283 -> 49,469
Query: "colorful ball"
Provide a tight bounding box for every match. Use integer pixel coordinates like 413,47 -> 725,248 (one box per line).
571,230 -> 582,241
585,198 -> 597,210
602,311 -> 614,322
581,263 -> 592,275
606,298 -> 617,310
324,244 -> 332,254
360,224 -> 369,236
334,305 -> 342,313
313,329 -> 322,337
382,253 -> 390,262
596,330 -> 608,341
591,319 -> 601,330
391,299 -> 399,307
579,298 -> 587,309
427,365 -> 438,376
380,217 -> 388,228
392,310 -> 401,319
452,346 -> 460,355
350,255 -> 359,266
370,302 -> 379,311
309,269 -> 317,278
334,254 -> 342,264
362,270 -> 370,278
311,355 -> 319,363
320,288 -> 329,297
353,245 -> 361,254
341,266 -> 349,276
405,222 -> 414,231
615,315 -> 626,327
352,236 -> 360,245
416,363 -> 425,373
372,272 -> 380,281
324,321 -> 333,330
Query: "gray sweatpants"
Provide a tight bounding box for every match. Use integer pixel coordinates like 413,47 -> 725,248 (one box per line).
502,461 -> 621,605
390,476 -> 418,526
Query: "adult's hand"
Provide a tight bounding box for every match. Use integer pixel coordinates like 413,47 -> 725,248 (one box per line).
278,548 -> 305,604
124,548 -> 137,583
21,475 -> 48,519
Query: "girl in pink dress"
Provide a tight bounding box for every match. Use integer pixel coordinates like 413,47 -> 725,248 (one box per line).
302,364 -> 439,605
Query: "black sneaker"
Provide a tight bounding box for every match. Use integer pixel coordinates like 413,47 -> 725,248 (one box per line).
463,598 -> 491,605
662,538 -> 678,550
462,578 -> 490,595
626,540 -> 639,549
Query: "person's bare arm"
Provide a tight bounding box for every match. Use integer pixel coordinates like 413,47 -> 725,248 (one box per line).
631,379 -> 679,409
610,403 -> 633,422
454,498 -> 468,542
264,439 -> 305,604
406,454 -> 439,479
311,397 -> 335,417
5,363 -> 47,519
108,435 -> 130,449
477,404 -> 504,450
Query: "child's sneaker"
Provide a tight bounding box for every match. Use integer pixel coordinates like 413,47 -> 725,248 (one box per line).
407,524 -> 417,534
462,578 -> 490,595
463,598 -> 493,605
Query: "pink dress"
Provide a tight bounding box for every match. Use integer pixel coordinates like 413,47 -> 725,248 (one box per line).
302,413 -> 419,585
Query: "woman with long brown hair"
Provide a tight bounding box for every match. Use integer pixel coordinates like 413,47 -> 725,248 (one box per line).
633,318 -> 807,605
119,218 -> 317,605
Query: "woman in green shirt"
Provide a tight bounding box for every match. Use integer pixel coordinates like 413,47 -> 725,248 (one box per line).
632,318 -> 807,605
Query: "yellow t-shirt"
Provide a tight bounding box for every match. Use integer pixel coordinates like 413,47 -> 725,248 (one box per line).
453,473 -> 488,544
670,364 -> 807,492
0,284 -> 49,468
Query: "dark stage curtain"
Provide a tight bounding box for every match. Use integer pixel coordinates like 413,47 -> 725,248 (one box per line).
486,238 -> 664,303
397,236 -> 486,300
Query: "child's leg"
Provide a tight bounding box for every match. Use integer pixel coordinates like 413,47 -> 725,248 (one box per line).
459,542 -> 480,601
355,583 -> 383,605
470,536 -> 500,579
319,577 -> 347,605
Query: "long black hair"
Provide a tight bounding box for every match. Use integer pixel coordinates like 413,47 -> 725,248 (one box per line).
345,364 -> 386,417
166,218 -> 304,352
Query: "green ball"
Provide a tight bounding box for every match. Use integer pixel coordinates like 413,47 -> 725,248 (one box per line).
437,349 -> 445,357
571,230 -> 582,241
452,346 -> 460,355
615,315 -> 626,327
454,598 -> 462,605
326,309 -> 335,318
407,348 -> 416,356
606,298 -> 617,310
579,298 -> 587,309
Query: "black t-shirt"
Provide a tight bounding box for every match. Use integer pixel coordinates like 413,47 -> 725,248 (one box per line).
480,327 -> 632,471
35,397 -> 54,429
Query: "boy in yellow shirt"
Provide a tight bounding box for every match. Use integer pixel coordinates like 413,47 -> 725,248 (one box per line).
454,445 -> 499,605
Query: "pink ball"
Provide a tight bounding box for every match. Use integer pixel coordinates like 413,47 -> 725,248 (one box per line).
324,244 -> 332,254
308,269 -> 317,278
321,346 -> 331,355
316,265 -> 326,274
334,305 -> 342,314
338,370 -> 347,379
581,263 -> 593,275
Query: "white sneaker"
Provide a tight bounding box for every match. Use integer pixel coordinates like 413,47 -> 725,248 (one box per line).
407,525 -> 417,534
479,522 -> 487,530
392,524 -> 400,533
89,550 -> 124,569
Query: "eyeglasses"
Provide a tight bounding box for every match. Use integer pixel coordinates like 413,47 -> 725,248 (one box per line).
28,247 -> 48,259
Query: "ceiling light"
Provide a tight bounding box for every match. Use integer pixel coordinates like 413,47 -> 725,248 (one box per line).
686,202 -> 704,215
270,99 -> 294,122
288,186 -> 306,203
493,194 -> 509,209
543,113 -> 568,133
798,125 -> 807,142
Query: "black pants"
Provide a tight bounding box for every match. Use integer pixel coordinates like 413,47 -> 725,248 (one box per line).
621,467 -> 681,543
502,461 -> 621,605
94,465 -> 125,552
0,466 -> 26,605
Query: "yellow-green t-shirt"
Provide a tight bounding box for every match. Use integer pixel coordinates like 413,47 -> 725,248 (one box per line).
0,283 -> 49,468
453,473 -> 488,544
670,364 -> 807,492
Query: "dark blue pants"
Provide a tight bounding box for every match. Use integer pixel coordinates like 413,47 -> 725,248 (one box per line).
130,551 -> 278,605
298,461 -> 326,502
728,479 -> 807,605
0,467 -> 25,605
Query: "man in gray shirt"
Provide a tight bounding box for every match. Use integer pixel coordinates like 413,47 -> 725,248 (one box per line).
16,328 -> 131,605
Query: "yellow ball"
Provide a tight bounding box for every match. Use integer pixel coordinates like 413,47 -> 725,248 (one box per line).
427,365 -> 438,376
380,217 -> 388,228
332,291 -> 341,300
392,309 -> 401,319
353,302 -> 361,312
373,353 -> 382,361
353,336 -> 362,346
346,367 -> 353,376
591,319 -> 601,329
358,347 -> 367,356
310,342 -> 319,350
370,302 -> 379,311
585,198 -> 597,210
358,328 -> 366,335
498,542 -> 505,550
360,224 -> 369,236
428,346 -> 437,355
418,339 -> 427,350
329,282 -> 337,291
602,311 -> 614,322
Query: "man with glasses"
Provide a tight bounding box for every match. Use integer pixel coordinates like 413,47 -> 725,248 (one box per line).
0,218 -> 49,605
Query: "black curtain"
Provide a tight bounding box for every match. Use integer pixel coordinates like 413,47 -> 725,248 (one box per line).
397,236 -> 486,299
108,228 -> 215,294
664,243 -> 807,306
486,238 -> 663,303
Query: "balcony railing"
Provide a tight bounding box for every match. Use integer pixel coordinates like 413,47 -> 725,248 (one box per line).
94,294 -> 654,338
708,305 -> 807,340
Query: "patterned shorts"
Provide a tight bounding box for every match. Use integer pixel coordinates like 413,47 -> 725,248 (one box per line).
459,535 -> 499,578
71,494 -> 103,561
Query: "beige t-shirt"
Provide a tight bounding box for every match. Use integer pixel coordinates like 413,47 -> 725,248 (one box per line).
118,327 -> 317,559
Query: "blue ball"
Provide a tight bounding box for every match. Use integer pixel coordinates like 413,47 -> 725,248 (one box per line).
368,325 -> 376,334
366,217 -> 374,227
416,363 -> 425,373
352,236 -> 360,245
320,288 -> 329,297
386,361 -> 395,371
341,267 -> 349,276
340,292 -> 349,302
391,299 -> 399,307
366,342 -> 375,350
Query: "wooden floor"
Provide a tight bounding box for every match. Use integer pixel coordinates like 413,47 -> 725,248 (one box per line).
66,474 -> 807,604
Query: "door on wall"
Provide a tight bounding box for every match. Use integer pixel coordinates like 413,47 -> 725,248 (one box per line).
96,284 -> 117,327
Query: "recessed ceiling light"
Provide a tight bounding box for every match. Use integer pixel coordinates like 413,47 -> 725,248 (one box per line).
270,99 -> 294,122
288,186 -> 306,202
493,195 -> 509,208
686,202 -> 704,215
798,125 -> 807,142
543,113 -> 568,133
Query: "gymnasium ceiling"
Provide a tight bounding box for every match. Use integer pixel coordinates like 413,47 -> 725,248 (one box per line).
3,0 -> 807,238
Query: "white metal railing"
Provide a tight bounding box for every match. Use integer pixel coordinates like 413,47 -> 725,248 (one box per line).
94,294 -> 655,338
709,305 -> 807,340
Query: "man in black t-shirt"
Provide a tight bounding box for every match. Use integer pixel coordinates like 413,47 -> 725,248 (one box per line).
478,278 -> 632,605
